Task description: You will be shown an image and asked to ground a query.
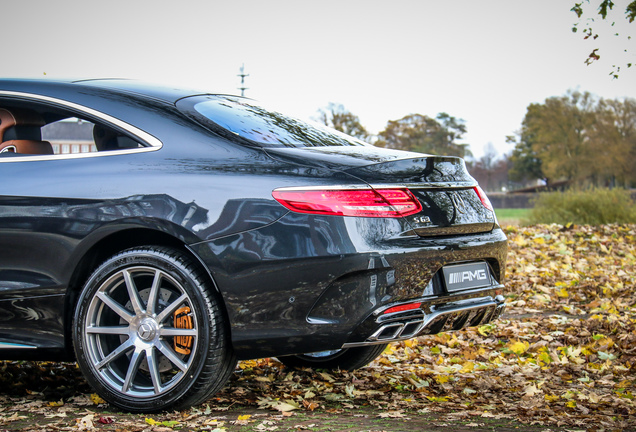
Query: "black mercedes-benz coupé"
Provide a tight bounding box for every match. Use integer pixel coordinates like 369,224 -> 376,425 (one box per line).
0,78 -> 507,412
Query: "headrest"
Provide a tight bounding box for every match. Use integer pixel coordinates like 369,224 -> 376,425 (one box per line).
0,108 -> 45,142
92,124 -> 116,151
93,124 -> 138,151
3,125 -> 42,141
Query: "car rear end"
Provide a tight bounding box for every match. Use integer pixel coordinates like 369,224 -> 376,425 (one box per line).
177,95 -> 506,358
270,154 -> 506,349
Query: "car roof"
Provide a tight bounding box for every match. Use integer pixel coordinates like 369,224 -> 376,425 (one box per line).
0,78 -> 224,104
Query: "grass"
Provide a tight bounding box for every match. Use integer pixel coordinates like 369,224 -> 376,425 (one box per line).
495,188 -> 636,226
527,188 -> 636,225
495,208 -> 529,226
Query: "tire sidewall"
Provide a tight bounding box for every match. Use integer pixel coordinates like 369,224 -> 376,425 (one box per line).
73,248 -> 214,412
279,344 -> 388,370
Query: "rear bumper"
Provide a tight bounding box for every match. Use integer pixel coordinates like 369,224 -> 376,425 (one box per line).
190,213 -> 508,359
343,291 -> 505,347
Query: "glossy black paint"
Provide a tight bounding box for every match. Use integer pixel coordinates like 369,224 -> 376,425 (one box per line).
0,78 -> 507,361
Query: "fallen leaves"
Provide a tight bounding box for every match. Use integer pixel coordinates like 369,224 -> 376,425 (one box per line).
257,397 -> 299,412
0,224 -> 633,430
0,412 -> 27,424
76,413 -> 94,430
214,224 -> 635,429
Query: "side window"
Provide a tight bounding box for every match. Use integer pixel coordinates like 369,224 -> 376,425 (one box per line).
41,118 -> 97,154
0,101 -> 147,157
42,118 -> 143,154
90,123 -> 143,152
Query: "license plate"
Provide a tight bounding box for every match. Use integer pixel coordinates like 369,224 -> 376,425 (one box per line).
442,262 -> 492,292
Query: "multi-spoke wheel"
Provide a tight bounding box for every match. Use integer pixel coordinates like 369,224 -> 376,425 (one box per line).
277,344 -> 388,370
73,246 -> 236,412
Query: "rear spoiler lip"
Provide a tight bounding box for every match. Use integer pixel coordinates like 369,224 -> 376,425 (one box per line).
273,181 -> 478,192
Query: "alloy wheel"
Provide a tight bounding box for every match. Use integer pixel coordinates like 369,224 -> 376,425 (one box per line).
83,266 -> 198,398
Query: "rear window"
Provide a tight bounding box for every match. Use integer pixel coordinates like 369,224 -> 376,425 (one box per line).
181,96 -> 369,148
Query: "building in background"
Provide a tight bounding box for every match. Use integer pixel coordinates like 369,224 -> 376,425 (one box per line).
42,118 -> 96,154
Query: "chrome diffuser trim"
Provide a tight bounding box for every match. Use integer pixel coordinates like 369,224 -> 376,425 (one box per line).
342,295 -> 506,348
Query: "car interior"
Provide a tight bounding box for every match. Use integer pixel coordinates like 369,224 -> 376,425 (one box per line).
0,104 -> 142,156
0,107 -> 54,155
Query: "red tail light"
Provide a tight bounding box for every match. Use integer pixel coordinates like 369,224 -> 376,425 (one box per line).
474,186 -> 493,212
383,302 -> 422,314
272,188 -> 422,218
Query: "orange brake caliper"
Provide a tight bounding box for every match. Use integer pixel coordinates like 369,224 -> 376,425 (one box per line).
173,306 -> 194,355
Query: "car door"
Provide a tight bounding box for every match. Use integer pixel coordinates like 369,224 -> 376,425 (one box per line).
0,96 -> 147,354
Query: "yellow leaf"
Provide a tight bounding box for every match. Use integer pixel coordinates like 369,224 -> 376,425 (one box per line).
90,393 -> 106,405
48,399 -> 64,407
507,340 -> 530,356
239,360 -> 259,369
145,418 -> 157,425
544,394 -> 559,402
460,361 -> 475,374
435,375 -> 450,384
404,339 -> 417,348
556,287 -> 569,298
237,415 -> 251,421
566,400 -> 577,408
426,396 -> 450,402
478,324 -> 494,336
537,351 -> 552,365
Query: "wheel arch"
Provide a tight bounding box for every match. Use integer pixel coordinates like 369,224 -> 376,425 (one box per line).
63,226 -> 229,358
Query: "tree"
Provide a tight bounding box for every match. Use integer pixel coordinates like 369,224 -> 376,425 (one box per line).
466,145 -> 513,192
588,97 -> 636,186
507,133 -> 545,185
374,113 -> 469,158
508,90 -> 636,188
571,0 -> 636,77
316,103 -> 370,140
520,91 -> 597,183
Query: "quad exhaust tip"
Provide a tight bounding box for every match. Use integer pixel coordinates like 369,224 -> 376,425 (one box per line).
343,296 -> 506,348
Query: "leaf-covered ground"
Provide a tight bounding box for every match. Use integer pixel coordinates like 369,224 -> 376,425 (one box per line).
1,224 -> 634,431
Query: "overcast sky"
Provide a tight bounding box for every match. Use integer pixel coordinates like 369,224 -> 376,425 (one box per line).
3,0 -> 635,159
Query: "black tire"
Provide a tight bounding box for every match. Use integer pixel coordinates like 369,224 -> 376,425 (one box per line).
73,246 -> 236,413
277,344 -> 388,371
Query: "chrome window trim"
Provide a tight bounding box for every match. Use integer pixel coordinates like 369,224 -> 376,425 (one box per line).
273,181 -> 478,192
0,90 -> 163,163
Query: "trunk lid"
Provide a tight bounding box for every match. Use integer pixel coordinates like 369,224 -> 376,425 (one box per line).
343,156 -> 495,236
265,147 -> 495,236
